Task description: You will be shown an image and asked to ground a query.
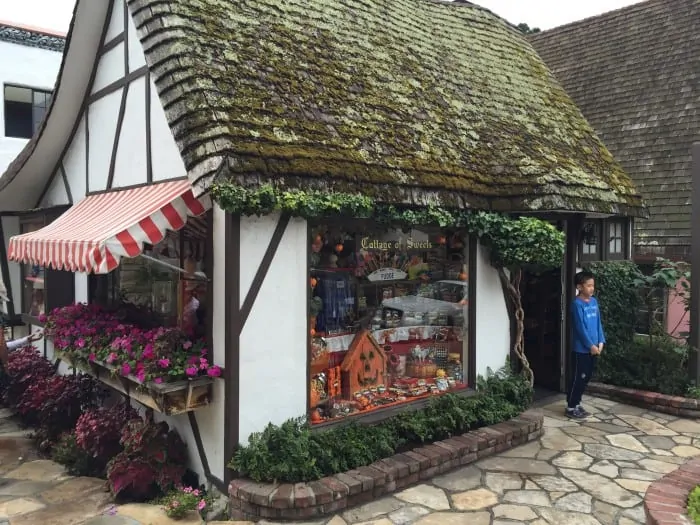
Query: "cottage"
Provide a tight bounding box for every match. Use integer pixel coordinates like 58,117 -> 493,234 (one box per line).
0,0 -> 644,491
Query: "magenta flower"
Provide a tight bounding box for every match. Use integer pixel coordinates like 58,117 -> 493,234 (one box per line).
207,366 -> 222,378
158,358 -> 170,369
183,341 -> 193,350
121,362 -> 132,376
88,353 -> 96,362
154,377 -> 163,384
185,366 -> 198,377
76,338 -> 86,348
106,352 -> 118,364
142,343 -> 155,360
199,358 -> 208,370
197,500 -> 206,511
136,369 -> 146,383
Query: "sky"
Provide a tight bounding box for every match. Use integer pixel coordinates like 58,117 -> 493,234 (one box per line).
0,0 -> 646,35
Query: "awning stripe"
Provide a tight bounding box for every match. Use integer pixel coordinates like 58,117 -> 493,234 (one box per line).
8,180 -> 210,274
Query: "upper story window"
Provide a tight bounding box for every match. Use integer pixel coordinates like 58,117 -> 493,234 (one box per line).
608,220 -> 625,259
3,85 -> 52,139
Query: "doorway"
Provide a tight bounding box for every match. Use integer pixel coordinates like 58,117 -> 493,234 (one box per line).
521,268 -> 563,392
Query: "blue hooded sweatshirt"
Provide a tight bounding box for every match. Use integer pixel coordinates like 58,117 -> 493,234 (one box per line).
571,296 -> 606,354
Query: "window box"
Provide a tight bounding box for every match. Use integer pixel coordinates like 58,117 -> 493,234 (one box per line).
57,352 -> 214,415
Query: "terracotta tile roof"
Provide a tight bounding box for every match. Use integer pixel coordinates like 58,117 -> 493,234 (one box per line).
125,0 -> 645,215
531,0 -> 698,252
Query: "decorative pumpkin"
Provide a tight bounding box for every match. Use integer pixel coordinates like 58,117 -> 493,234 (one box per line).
314,234 -> 323,244
335,243 -> 344,253
310,277 -> 317,288
310,409 -> 322,423
310,328 -> 316,337
437,235 -> 447,245
458,271 -> 467,281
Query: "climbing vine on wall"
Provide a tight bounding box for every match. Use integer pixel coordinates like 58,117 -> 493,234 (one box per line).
212,182 -> 566,385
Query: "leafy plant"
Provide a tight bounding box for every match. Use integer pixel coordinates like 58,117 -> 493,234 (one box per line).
230,365 -> 532,483
52,432 -> 104,477
16,373 -> 105,448
159,486 -> 214,519
0,346 -> 54,408
75,403 -> 139,467
107,419 -> 187,501
688,485 -> 700,524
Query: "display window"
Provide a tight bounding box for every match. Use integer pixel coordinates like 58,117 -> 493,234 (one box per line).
309,223 -> 471,423
20,220 -> 47,317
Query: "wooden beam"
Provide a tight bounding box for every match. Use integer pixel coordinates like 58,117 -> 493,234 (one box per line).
224,214 -> 240,485
59,163 -> 73,204
689,142 -> 700,383
105,83 -> 130,190
100,33 -> 124,56
238,214 -> 290,330
145,71 -> 153,183
88,65 -> 148,104
85,110 -> 90,193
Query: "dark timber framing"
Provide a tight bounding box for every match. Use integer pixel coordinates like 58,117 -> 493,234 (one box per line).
35,0 -> 114,205
87,66 -> 148,105
467,235 -> 478,387
59,164 -> 73,205
145,71 -> 153,183
224,214 -> 240,485
100,33 -> 124,56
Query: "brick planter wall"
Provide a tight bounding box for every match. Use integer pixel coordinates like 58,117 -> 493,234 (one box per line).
645,457 -> 700,525
588,382 -> 700,418
228,409 -> 543,522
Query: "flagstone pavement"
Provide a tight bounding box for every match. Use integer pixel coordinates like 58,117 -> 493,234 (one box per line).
0,394 -> 699,524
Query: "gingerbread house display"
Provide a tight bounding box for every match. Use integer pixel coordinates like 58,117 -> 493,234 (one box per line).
340,330 -> 387,399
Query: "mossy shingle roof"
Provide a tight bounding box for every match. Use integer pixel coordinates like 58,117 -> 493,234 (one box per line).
531,0 -> 697,256
127,0 -> 645,216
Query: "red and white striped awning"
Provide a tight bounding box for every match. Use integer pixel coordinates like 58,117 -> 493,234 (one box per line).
8,180 -> 211,274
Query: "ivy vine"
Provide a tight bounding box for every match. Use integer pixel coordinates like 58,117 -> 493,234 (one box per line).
211,183 -> 565,270
211,182 -> 566,387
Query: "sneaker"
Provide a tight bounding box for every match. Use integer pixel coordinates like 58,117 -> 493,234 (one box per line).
565,407 -> 588,419
577,405 -> 590,417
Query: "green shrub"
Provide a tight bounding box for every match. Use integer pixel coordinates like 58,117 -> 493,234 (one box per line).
52,432 -> 104,477
230,366 -> 532,483
688,485 -> 700,524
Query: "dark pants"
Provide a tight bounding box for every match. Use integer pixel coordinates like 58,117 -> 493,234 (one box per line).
567,352 -> 597,409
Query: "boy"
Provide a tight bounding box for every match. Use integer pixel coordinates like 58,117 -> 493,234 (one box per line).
567,270 -> 605,419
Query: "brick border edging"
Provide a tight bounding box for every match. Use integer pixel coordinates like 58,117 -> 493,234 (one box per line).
228,409 -> 543,521
588,382 -> 700,418
645,457 -> 700,524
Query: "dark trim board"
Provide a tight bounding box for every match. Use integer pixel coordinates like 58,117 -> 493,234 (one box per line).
59,164 -> 73,204
223,214 -> 240,485
88,66 -> 149,105
467,235 -> 477,388
145,72 -> 153,183
100,33 -> 124,55
106,83 -> 130,190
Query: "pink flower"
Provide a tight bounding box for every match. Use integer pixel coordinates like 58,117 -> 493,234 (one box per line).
106,352 -> 118,364
171,500 -> 180,508
38,314 -> 47,323
185,366 -> 198,377
136,369 -> 146,383
183,341 -> 193,350
199,358 -> 208,370
192,489 -> 200,496
142,343 -> 155,359
197,500 -> 206,511
158,358 -> 170,369
121,362 -> 132,376
183,486 -> 193,494
154,377 -> 163,384
207,366 -> 222,378
76,338 -> 86,348
88,353 -> 96,362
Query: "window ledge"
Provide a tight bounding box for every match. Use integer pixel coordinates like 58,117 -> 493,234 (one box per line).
311,388 -> 477,431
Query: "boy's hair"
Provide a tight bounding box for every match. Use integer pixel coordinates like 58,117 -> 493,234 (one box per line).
575,270 -> 595,287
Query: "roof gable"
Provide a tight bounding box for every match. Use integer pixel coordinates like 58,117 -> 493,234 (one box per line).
531,0 -> 698,249
127,0 -> 644,216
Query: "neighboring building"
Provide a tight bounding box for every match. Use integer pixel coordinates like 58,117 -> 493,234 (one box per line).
0,21 -> 65,175
530,0 -> 698,335
0,0 -> 643,498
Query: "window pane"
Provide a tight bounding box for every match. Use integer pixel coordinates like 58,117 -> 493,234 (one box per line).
309,224 -> 470,423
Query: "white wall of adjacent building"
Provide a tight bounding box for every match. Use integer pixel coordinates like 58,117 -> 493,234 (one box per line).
0,39 -> 63,175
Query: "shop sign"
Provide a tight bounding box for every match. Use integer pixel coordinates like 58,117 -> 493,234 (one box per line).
367,267 -> 408,282
361,237 -> 433,251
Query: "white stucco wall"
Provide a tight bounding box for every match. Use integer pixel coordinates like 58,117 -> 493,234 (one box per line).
475,243 -> 511,378
0,40 -> 62,175
238,213 -> 308,444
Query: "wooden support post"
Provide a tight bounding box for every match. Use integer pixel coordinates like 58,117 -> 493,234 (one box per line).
690,142 -> 700,384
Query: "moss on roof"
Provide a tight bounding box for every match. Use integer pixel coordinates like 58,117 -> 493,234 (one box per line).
127,0 -> 645,216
